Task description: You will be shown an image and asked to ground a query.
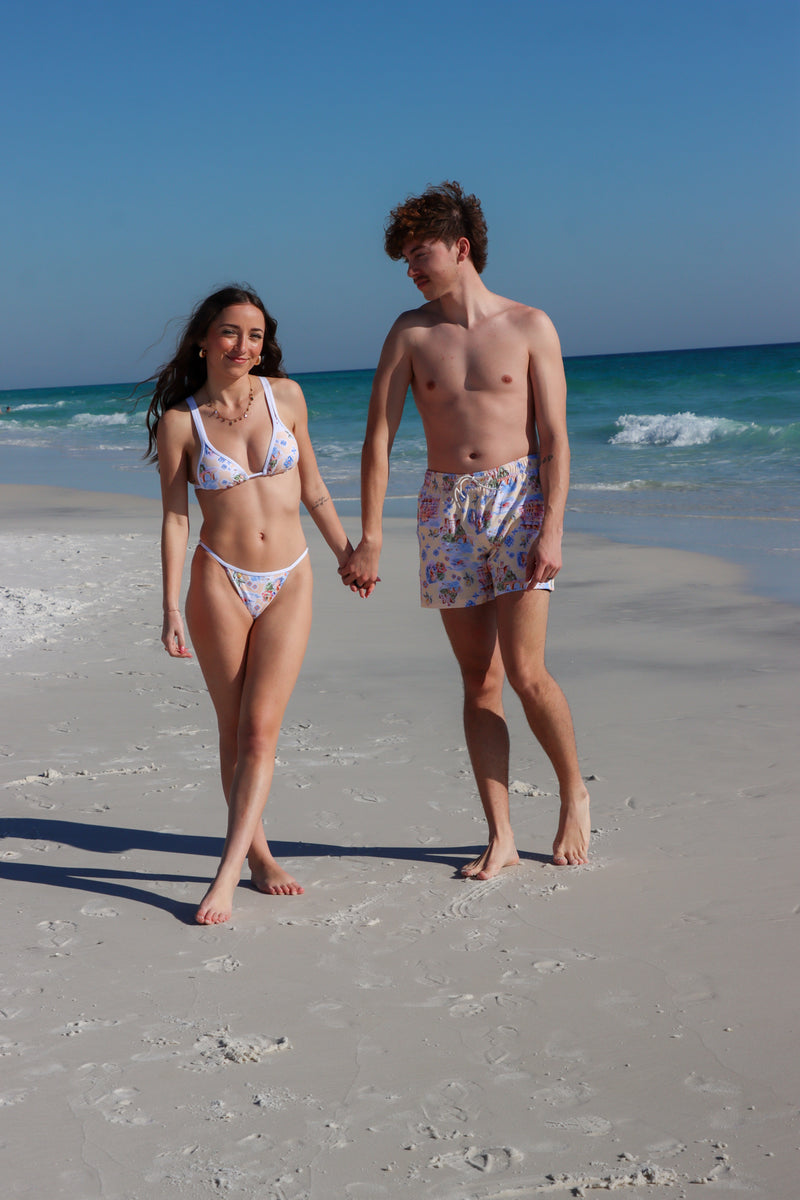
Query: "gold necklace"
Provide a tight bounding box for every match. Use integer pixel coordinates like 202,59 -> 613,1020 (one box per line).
209,379 -> 255,426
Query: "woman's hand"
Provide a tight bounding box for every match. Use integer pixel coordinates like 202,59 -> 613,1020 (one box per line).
338,540 -> 378,598
339,539 -> 380,598
161,610 -> 193,658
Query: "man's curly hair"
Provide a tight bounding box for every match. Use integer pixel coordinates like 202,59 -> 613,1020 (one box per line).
384,181 -> 488,274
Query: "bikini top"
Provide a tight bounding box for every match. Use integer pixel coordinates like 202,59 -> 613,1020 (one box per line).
187,376 -> 299,491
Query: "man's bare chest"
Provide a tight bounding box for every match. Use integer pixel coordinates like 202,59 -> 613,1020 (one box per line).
411,328 -> 529,397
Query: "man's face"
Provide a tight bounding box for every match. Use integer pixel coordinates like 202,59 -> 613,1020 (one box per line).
401,238 -> 458,298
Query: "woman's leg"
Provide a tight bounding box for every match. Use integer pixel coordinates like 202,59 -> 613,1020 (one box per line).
186,553 -> 275,873
186,549 -> 313,923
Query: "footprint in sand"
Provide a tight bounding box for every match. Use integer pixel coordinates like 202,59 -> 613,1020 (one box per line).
87,1086 -> 153,1126
421,1078 -> 481,1131
355,972 -> 393,990
429,1145 -> 523,1173
533,959 -> 566,975
202,955 -> 241,973
546,1114 -> 613,1136
465,1146 -> 523,1172
684,1072 -> 740,1097
534,1079 -> 593,1108
187,1029 -> 291,1072
348,788 -> 387,804
37,919 -> 78,950
62,1016 -> 121,1037
79,903 -> 120,918
312,810 -> 342,830
483,1023 -> 521,1067
462,919 -> 503,952
448,994 -> 486,1018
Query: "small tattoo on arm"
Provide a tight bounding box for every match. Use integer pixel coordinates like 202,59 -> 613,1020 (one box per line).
541,454 -> 554,465
309,495 -> 329,511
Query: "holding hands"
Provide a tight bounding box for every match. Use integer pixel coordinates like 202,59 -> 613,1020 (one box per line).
339,538 -> 381,598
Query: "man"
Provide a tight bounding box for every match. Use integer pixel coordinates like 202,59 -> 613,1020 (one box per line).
341,181 -> 589,876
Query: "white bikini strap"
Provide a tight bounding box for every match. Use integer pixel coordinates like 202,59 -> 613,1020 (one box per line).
259,376 -> 285,431
185,395 -> 207,442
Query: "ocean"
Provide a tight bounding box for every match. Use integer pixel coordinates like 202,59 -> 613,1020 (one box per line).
2,343 -> 798,603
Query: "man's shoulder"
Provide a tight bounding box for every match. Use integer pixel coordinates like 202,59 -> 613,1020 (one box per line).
499,300 -> 560,350
392,302 -> 440,331
382,304 -> 440,352
496,296 -> 553,326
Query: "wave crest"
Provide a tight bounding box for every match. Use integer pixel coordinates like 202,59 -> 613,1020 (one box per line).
69,413 -> 130,427
610,412 -> 749,447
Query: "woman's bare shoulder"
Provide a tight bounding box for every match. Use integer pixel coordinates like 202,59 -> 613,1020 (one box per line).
268,376 -> 304,401
268,376 -> 306,422
157,401 -> 193,447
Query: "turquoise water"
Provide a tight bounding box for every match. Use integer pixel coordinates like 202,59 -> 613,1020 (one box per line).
2,343 -> 798,601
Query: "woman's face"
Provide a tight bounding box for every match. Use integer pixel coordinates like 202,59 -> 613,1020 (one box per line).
200,304 -> 265,380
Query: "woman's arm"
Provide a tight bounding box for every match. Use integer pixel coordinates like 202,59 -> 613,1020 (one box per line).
156,409 -> 194,656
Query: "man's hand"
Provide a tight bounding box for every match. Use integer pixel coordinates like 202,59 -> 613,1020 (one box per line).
526,526 -> 563,587
339,539 -> 382,598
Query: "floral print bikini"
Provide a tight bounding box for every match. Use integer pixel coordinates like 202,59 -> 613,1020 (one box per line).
187,377 -> 307,619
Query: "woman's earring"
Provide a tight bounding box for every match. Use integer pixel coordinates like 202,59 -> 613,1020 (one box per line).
199,348 -> 206,358
256,355 -> 262,365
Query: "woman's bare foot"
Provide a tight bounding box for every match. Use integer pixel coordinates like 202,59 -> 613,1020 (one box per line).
195,870 -> 240,925
552,787 -> 591,865
250,860 -> 304,897
461,833 -> 521,881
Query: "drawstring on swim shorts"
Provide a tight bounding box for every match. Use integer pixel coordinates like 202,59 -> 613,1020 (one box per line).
453,473 -> 502,524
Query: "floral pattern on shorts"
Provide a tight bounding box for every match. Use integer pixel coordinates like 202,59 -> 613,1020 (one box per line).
417,456 -> 554,609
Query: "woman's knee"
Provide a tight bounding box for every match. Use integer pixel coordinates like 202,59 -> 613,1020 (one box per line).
236,718 -> 280,764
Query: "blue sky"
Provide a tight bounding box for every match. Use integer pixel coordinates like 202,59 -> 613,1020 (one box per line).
2,0 -> 797,388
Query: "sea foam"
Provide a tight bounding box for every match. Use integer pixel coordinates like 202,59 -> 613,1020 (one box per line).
610,412 -> 749,447
70,412 -> 130,427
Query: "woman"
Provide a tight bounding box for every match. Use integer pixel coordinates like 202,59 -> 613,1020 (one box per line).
146,285 -> 362,925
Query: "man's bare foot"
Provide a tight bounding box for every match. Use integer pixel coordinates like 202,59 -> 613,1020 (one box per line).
552,787 -> 591,865
196,872 -> 239,925
250,860 -> 304,897
461,834 -> 521,881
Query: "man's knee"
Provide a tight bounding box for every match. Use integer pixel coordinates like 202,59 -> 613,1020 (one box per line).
504,658 -> 551,704
459,656 -> 505,705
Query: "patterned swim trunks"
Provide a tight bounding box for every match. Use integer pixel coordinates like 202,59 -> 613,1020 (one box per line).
417,455 -> 555,609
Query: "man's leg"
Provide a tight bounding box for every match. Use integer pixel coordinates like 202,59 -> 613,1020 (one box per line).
439,603 -> 522,880
496,588 -> 590,865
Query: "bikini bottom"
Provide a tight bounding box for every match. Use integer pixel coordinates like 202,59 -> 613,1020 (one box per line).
199,542 -> 308,619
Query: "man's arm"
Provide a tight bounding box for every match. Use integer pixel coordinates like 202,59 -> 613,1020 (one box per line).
526,310 -> 570,585
339,321 -> 412,592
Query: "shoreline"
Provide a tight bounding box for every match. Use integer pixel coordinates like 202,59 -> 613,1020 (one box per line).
1,484 -> 798,1197
3,470 -> 799,607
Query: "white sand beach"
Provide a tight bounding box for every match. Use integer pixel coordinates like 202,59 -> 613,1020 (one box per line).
1,484 -> 798,1198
